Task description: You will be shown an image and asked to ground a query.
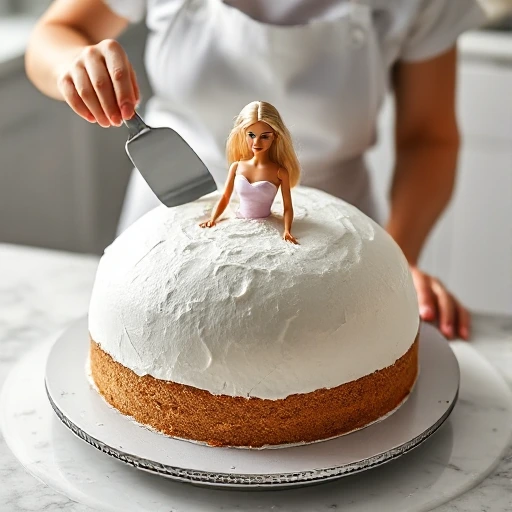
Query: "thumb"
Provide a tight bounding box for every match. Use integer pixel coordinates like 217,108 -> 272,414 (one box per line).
411,267 -> 436,321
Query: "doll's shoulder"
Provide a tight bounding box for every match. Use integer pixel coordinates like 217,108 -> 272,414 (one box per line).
277,167 -> 289,181
228,161 -> 240,175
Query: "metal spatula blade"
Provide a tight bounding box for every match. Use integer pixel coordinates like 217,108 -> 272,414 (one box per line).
124,112 -> 217,207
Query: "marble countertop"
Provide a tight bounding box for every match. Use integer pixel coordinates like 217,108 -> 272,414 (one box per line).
0,242 -> 511,512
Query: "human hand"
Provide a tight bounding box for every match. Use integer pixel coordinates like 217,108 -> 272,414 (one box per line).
409,265 -> 470,341
57,39 -> 139,128
199,220 -> 216,228
283,231 -> 299,244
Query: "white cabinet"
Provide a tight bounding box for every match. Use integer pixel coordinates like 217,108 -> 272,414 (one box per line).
368,43 -> 512,316
448,144 -> 512,314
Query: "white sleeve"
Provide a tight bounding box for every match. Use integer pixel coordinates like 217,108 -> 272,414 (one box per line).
400,0 -> 488,62
102,0 -> 146,23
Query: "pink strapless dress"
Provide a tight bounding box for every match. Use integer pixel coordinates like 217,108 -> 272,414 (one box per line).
234,174 -> 279,219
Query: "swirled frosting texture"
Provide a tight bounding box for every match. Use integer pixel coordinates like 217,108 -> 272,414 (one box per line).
88,187 -> 419,399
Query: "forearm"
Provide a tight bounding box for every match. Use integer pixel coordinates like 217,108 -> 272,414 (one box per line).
210,197 -> 230,222
283,208 -> 293,233
385,139 -> 459,265
25,23 -> 92,100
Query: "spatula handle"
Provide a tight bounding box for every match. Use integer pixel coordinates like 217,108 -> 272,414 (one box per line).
124,111 -> 150,138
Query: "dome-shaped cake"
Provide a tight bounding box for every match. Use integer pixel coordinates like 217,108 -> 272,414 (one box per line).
88,187 -> 420,448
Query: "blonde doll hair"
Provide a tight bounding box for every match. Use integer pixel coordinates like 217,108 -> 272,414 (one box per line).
226,101 -> 301,187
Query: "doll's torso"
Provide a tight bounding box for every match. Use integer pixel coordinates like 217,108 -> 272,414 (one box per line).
234,174 -> 279,219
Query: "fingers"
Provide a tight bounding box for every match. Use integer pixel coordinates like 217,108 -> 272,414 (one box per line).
57,40 -> 138,127
130,65 -> 141,107
431,278 -> 471,341
456,300 -> 471,341
411,268 -> 436,322
199,220 -> 215,228
84,45 -> 125,126
71,63 -> 111,127
102,39 -> 138,120
410,267 -> 471,341
283,233 -> 299,244
58,74 -> 95,123
431,278 -> 456,339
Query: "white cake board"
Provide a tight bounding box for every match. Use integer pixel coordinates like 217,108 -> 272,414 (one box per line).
1,323 -> 511,511
41,318 -> 458,489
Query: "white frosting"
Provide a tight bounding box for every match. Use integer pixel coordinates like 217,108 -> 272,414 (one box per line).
88,187 -> 419,400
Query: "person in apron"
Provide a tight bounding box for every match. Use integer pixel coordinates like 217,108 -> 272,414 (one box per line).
25,0 -> 486,340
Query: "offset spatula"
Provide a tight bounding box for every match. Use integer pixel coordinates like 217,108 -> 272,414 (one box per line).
124,112 -> 217,207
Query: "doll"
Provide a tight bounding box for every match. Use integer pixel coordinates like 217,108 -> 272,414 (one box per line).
199,101 -> 301,244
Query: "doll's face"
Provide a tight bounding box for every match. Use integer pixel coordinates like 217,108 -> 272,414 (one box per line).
245,121 -> 275,155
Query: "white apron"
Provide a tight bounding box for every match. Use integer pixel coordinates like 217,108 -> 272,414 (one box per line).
117,0 -> 386,234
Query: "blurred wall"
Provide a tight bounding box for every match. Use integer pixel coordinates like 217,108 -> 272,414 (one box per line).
0,22 -> 152,255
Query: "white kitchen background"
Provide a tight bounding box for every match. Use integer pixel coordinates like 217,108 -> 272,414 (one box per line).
0,1 -> 511,317
0,0 -> 48,15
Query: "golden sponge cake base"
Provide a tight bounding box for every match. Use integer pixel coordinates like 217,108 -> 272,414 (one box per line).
89,335 -> 418,448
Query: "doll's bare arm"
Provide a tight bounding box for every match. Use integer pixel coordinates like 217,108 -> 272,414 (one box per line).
199,162 -> 238,228
279,169 -> 298,244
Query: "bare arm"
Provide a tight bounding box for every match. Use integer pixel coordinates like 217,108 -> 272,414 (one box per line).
279,169 -> 298,244
25,0 -> 138,126
387,47 -> 459,265
387,46 -> 470,340
199,162 -> 238,227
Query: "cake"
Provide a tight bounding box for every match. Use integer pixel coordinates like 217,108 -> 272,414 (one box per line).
88,187 -> 420,448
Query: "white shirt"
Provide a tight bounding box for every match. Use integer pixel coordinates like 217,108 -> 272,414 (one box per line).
106,0 -> 485,63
